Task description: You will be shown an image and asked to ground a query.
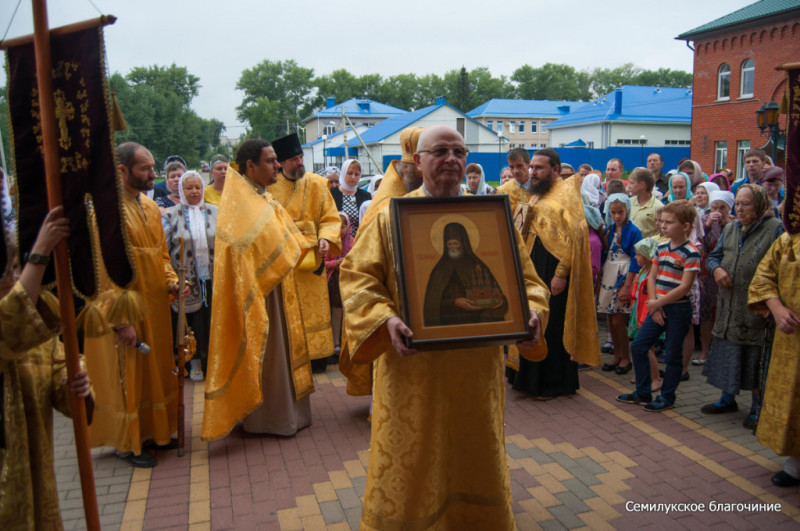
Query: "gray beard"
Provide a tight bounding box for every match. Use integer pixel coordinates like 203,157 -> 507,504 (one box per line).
448,249 -> 463,259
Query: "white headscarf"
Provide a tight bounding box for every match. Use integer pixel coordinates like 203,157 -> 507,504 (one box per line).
581,173 -> 601,207
366,174 -> 383,195
709,190 -> 734,209
178,171 -> 210,280
339,159 -> 359,193
467,163 -> 491,195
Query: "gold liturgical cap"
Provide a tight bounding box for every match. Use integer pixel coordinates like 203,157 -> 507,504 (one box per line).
399,127 -> 425,164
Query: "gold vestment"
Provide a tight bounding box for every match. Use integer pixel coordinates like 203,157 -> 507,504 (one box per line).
341,189 -> 550,529
202,168 -> 309,441
268,172 -> 341,359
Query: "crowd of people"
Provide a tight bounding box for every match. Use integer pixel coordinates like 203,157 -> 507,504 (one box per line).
1,125 -> 798,528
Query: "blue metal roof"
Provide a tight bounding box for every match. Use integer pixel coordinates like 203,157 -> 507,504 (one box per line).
467,98 -> 581,118
346,104 -> 440,145
546,86 -> 692,128
305,98 -> 408,120
344,100 -> 501,146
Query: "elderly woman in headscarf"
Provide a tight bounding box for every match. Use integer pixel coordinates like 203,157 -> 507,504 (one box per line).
203,155 -> 228,206
464,163 -> 495,195
694,190 -> 735,366
679,159 -> 705,192
694,181 -> 720,218
701,184 -> 783,429
331,159 -> 370,238
162,171 -> 218,381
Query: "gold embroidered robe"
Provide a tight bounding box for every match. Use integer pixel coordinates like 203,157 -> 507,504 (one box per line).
495,177 -> 534,215
202,168 -> 308,441
84,192 -> 179,454
749,233 -> 800,456
340,188 -> 550,530
338,161 -> 410,396
268,172 -> 341,359
0,283 -> 77,530
519,175 -> 600,366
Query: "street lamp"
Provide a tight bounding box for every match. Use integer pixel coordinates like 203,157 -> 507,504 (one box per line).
322,134 -> 327,168
756,100 -> 783,162
639,134 -> 646,166
497,129 -> 503,178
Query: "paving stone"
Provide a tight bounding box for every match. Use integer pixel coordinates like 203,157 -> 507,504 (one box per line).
319,500 -> 346,524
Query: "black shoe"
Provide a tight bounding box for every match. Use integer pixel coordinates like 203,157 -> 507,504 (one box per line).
601,362 -> 619,372
311,358 -> 328,373
577,363 -> 592,371
771,471 -> 800,488
615,363 -> 632,375
701,402 -> 738,414
143,437 -> 179,450
742,415 -> 758,430
681,372 -> 690,382
118,451 -> 157,468
601,342 -> 614,354
327,353 -> 340,366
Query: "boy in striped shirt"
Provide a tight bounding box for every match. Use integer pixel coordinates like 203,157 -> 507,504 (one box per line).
617,200 -> 700,411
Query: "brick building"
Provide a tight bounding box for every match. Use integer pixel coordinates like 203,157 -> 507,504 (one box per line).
676,0 -> 800,180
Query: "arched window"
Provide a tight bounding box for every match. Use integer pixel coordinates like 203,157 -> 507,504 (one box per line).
718,63 -> 731,100
740,59 -> 754,98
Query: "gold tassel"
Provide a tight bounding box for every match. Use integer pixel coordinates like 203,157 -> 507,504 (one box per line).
111,92 -> 128,131
39,290 -> 62,321
77,302 -> 112,337
107,290 -> 147,326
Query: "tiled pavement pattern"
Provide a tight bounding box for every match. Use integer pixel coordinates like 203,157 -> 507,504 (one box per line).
54,352 -> 800,529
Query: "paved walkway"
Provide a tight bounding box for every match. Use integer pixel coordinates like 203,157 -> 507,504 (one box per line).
54,355 -> 800,530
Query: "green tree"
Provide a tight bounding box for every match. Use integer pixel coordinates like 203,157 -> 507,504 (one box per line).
587,63 -> 643,97
512,63 -> 592,101
237,59 -> 314,140
112,66 -> 223,168
633,68 -> 693,88
126,64 -> 200,106
452,67 -> 472,111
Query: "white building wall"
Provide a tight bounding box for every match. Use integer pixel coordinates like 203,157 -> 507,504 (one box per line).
548,124 -> 604,148
609,123 -> 691,147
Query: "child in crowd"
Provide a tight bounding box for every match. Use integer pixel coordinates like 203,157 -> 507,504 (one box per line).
325,212 -> 354,365
598,194 -> 642,375
617,200 -> 700,411
599,179 -> 632,353
628,237 -> 662,391
694,190 -> 735,365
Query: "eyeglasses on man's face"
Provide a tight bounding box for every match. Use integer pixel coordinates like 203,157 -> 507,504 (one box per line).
417,147 -> 469,159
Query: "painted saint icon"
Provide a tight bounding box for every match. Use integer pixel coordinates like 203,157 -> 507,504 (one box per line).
423,222 -> 508,326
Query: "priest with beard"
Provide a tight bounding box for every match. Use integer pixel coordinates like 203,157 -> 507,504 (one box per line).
423,222 -> 508,326
506,148 -> 600,400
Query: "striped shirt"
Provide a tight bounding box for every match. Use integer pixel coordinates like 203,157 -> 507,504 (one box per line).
653,240 -> 700,302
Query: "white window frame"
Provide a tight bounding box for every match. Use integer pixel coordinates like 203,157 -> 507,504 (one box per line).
737,140 -> 750,177
715,141 -> 728,171
740,59 -> 754,98
717,63 -> 731,101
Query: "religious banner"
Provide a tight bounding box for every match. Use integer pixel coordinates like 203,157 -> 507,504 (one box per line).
784,66 -> 800,235
6,26 -> 134,298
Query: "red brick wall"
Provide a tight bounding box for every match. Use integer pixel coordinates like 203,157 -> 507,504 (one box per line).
689,17 -> 800,179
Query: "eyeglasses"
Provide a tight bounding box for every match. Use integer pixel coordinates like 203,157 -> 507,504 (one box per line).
417,147 -> 469,159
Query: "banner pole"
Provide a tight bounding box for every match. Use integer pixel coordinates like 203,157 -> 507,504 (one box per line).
31,0 -> 101,529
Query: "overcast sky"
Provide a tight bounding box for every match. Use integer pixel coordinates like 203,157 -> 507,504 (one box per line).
2,0 -> 754,133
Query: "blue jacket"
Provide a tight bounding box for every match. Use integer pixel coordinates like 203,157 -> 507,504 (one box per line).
605,220 -> 643,274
